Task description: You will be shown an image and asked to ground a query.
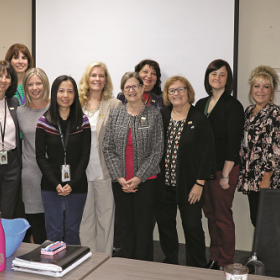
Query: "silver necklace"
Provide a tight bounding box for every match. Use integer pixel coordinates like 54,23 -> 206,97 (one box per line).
126,103 -> 145,117
84,102 -> 101,118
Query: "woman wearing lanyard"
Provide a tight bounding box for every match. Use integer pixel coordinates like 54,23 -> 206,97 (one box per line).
36,75 -> 91,244
0,61 -> 21,218
5,44 -> 34,106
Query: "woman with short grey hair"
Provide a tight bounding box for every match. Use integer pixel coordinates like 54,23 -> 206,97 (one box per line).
103,72 -> 164,261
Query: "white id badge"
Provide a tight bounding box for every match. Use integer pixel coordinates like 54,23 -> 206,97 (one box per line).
0,151 -> 8,165
61,164 -> 71,182
243,131 -> 248,147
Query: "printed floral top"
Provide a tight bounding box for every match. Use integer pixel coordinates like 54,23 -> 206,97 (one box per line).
237,103 -> 280,193
165,118 -> 186,186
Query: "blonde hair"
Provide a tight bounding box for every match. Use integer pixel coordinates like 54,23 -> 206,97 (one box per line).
78,61 -> 113,107
23,68 -> 50,106
248,65 -> 279,104
163,75 -> 195,106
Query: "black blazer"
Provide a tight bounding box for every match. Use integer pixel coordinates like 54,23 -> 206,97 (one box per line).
195,93 -> 244,171
157,105 -> 216,205
7,97 -> 21,164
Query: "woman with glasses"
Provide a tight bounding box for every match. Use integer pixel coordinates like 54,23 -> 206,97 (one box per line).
195,59 -> 244,270
103,72 -> 163,261
155,76 -> 215,267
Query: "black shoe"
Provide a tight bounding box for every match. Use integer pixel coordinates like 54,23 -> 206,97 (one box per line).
206,260 -> 219,270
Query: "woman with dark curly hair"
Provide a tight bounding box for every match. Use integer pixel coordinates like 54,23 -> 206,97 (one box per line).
237,65 -> 280,227
0,61 -> 21,218
117,59 -> 163,109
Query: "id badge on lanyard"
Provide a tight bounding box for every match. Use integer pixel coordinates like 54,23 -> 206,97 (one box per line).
58,120 -> 71,182
0,98 -> 8,165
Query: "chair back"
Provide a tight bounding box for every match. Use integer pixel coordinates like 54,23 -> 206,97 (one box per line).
252,188 -> 280,277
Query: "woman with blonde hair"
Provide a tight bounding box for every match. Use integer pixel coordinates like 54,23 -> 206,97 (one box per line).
238,65 -> 280,227
17,68 -> 50,243
79,61 -> 121,256
5,44 -> 34,106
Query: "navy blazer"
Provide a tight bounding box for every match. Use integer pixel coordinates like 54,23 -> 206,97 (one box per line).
157,105 -> 216,205
7,97 -> 21,164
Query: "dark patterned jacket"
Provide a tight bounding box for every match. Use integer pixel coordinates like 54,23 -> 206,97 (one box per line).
102,105 -> 164,182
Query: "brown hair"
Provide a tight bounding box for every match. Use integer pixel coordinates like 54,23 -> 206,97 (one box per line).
5,44 -> 34,70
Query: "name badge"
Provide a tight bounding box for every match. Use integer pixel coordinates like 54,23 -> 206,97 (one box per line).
0,151 -> 8,165
61,165 -> 71,182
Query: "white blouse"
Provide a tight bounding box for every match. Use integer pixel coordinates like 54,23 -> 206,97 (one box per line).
0,98 -> 16,150
86,110 -> 103,181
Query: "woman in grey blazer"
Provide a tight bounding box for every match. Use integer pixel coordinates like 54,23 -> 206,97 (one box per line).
103,72 -> 164,261
79,61 -> 122,256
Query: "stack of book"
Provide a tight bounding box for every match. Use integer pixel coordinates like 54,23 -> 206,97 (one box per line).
12,241 -> 92,277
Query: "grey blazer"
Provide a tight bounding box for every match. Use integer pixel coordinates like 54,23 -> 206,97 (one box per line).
102,105 -> 164,182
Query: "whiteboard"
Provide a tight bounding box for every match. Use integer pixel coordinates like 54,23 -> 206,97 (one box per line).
35,0 -> 236,102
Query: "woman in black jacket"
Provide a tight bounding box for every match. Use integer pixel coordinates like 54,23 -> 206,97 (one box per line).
0,61 -> 21,219
196,59 -> 244,270
156,75 -> 215,267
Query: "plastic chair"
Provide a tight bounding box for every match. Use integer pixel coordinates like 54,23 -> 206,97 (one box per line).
1,218 -> 30,258
245,188 -> 280,277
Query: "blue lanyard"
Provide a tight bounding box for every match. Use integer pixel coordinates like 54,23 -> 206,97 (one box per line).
17,89 -> 25,105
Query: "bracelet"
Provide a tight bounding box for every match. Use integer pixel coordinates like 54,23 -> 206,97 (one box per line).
221,174 -> 229,179
196,181 -> 204,187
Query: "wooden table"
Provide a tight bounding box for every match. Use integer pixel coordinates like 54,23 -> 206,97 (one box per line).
1,242 -> 109,280
85,257 -> 279,280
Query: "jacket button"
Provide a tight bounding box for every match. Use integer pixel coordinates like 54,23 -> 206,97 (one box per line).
210,175 -> 213,179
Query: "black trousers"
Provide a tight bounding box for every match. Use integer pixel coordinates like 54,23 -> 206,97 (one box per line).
26,213 -> 47,244
248,191 -> 260,227
0,149 -> 21,219
112,179 -> 156,261
155,186 -> 207,267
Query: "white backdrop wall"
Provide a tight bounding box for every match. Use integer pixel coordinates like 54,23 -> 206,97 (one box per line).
36,0 -> 235,100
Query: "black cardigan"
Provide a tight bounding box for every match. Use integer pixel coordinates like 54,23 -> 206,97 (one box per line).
157,105 -> 216,205
195,93 -> 245,171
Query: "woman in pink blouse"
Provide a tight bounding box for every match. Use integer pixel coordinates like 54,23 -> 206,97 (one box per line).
237,65 -> 280,227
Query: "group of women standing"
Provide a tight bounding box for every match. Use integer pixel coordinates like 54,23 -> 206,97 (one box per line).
1,42 -> 280,270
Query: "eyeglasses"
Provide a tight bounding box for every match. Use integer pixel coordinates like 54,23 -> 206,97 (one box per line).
167,87 -> 187,95
123,84 -> 142,92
